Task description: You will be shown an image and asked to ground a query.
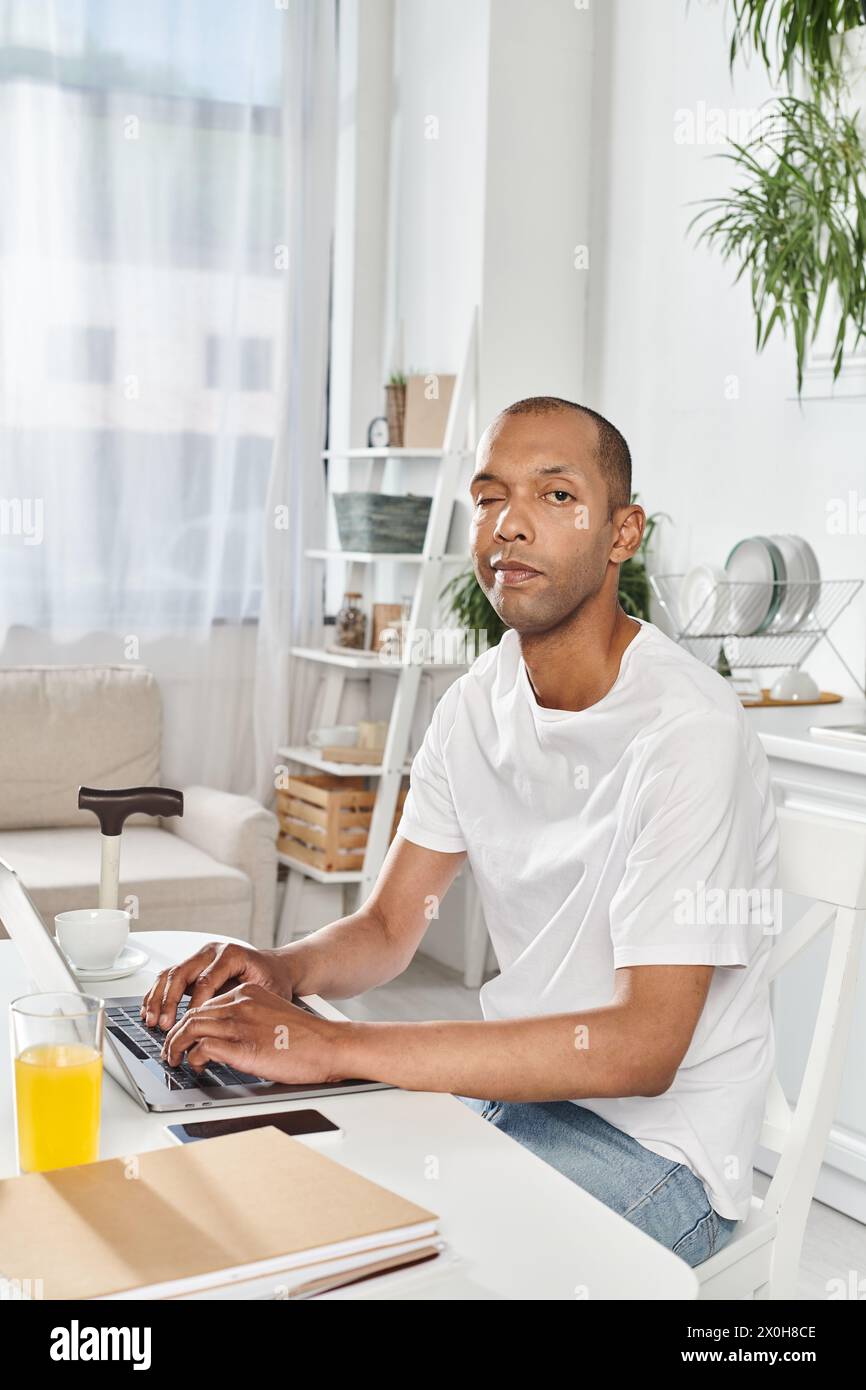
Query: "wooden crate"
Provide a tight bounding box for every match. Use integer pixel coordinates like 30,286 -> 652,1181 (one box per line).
392,781 -> 409,831
277,774 -> 409,875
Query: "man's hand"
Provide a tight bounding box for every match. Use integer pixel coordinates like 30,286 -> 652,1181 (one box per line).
159,983 -> 350,1084
140,942 -> 295,1030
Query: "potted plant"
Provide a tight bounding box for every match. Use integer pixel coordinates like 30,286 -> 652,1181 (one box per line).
693,1 -> 866,389
440,497 -> 668,650
384,372 -> 407,447
689,95 -> 866,390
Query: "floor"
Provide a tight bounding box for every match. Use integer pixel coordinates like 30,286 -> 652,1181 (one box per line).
333,953 -> 866,1301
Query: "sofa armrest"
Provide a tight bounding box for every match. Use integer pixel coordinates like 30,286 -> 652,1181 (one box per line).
168,786 -> 278,949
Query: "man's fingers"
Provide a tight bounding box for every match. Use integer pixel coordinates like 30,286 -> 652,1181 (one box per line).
141,966 -> 181,1018
161,999 -> 239,1065
185,1037 -> 238,1070
187,952 -> 244,1010
145,951 -> 213,1028
140,971 -> 167,1020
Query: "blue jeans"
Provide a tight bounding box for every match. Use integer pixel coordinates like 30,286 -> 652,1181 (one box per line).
456,1095 -> 738,1268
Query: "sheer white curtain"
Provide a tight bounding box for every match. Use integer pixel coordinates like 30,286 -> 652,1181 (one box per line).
253,0 -> 333,804
0,0 -> 336,797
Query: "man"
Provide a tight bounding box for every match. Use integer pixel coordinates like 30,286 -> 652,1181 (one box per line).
143,397 -> 778,1269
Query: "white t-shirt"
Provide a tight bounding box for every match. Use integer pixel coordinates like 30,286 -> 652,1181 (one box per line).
396,619 -> 778,1221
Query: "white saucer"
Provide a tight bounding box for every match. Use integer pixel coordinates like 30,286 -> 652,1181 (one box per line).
68,944 -> 150,981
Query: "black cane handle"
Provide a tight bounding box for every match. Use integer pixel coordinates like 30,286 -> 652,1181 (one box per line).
78,786 -> 184,836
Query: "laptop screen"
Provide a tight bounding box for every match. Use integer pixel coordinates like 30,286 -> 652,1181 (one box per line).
0,859 -> 82,994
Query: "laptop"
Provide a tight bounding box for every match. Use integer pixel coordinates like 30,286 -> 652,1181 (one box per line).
0,859 -> 390,1113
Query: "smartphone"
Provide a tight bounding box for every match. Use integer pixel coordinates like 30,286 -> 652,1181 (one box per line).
166,1109 -> 344,1145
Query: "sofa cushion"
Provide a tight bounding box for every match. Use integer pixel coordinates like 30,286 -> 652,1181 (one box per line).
0,826 -> 251,939
0,666 -> 161,830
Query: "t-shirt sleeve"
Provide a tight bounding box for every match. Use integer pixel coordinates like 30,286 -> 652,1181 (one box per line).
608,712 -> 773,969
395,678 -> 467,854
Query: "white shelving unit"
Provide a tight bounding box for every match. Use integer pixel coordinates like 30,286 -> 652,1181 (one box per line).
276,309 -> 484,960
287,645 -> 467,673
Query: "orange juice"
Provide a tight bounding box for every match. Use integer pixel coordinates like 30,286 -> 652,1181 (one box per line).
14,1042 -> 102,1173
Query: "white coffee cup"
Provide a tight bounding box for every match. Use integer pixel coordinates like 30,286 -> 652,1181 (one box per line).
55,908 -> 130,971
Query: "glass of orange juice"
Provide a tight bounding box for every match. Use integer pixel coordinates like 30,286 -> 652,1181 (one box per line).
10,992 -> 104,1174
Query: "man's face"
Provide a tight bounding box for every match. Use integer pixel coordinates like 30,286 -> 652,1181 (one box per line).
469,411 -> 618,636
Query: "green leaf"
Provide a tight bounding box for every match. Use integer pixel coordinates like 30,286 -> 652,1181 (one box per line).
688,87 -> 866,393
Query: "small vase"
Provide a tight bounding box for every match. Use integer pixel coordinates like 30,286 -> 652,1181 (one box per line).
385,383 -> 406,447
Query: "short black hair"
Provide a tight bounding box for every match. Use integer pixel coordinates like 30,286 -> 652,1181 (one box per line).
495,396 -> 632,515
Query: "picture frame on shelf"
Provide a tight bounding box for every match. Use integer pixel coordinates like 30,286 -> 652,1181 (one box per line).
367,415 -> 389,448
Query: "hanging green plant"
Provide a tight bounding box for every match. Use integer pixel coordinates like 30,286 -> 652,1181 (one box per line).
440,496 -> 668,647
729,0 -> 866,88
689,95 -> 866,390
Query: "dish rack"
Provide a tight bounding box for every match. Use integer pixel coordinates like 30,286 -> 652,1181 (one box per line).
649,575 -> 864,693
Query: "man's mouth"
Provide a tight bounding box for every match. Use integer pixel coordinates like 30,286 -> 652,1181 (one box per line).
492,560 -> 543,587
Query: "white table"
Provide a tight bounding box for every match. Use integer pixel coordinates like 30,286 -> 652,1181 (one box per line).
1,930 -> 698,1300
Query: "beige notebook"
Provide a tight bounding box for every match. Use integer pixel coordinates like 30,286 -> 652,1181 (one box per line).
0,1127 -> 438,1300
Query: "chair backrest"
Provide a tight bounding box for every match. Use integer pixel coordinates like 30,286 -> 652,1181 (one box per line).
0,666 -> 161,830
759,805 -> 866,1221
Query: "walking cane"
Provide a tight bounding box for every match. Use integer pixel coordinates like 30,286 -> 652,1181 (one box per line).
78,786 -> 184,910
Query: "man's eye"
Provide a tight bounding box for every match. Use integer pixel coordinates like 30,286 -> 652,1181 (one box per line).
544,489 -> 575,503
476,497 -> 501,507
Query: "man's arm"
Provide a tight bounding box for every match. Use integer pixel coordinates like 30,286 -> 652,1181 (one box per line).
276,834 -> 467,999
161,957 -> 714,1098
334,962 -> 714,1100
143,834 -> 466,1027
159,796 -> 715,1096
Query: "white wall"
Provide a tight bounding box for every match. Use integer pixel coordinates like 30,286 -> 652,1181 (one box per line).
585,0 -> 866,695
479,0 -> 595,424
387,0 -> 489,377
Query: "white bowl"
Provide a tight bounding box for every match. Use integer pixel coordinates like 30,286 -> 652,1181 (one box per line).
769,669 -> 820,703
55,908 -> 130,971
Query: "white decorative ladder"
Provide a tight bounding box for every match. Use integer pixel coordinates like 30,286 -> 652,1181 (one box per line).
276,308 -> 490,985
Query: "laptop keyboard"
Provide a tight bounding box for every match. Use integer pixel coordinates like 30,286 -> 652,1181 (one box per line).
105,1002 -> 265,1091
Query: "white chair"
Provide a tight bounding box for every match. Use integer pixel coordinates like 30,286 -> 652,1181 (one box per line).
697,805 -> 866,1300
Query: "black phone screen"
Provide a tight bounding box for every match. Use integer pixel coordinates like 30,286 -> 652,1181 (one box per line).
167,1109 -> 341,1143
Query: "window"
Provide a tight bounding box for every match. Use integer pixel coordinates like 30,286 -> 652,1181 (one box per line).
205,335 -> 274,391
0,0 -> 286,630
46,326 -> 116,384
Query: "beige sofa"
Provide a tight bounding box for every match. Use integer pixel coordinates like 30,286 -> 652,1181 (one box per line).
0,666 -> 278,947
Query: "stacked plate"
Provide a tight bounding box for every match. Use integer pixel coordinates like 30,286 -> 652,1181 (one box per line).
724,534 -> 820,637
680,535 -> 820,637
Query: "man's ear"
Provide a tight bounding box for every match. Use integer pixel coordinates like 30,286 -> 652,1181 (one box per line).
610,504 -> 645,563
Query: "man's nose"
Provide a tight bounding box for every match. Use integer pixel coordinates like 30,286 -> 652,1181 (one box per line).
493,503 -> 532,542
